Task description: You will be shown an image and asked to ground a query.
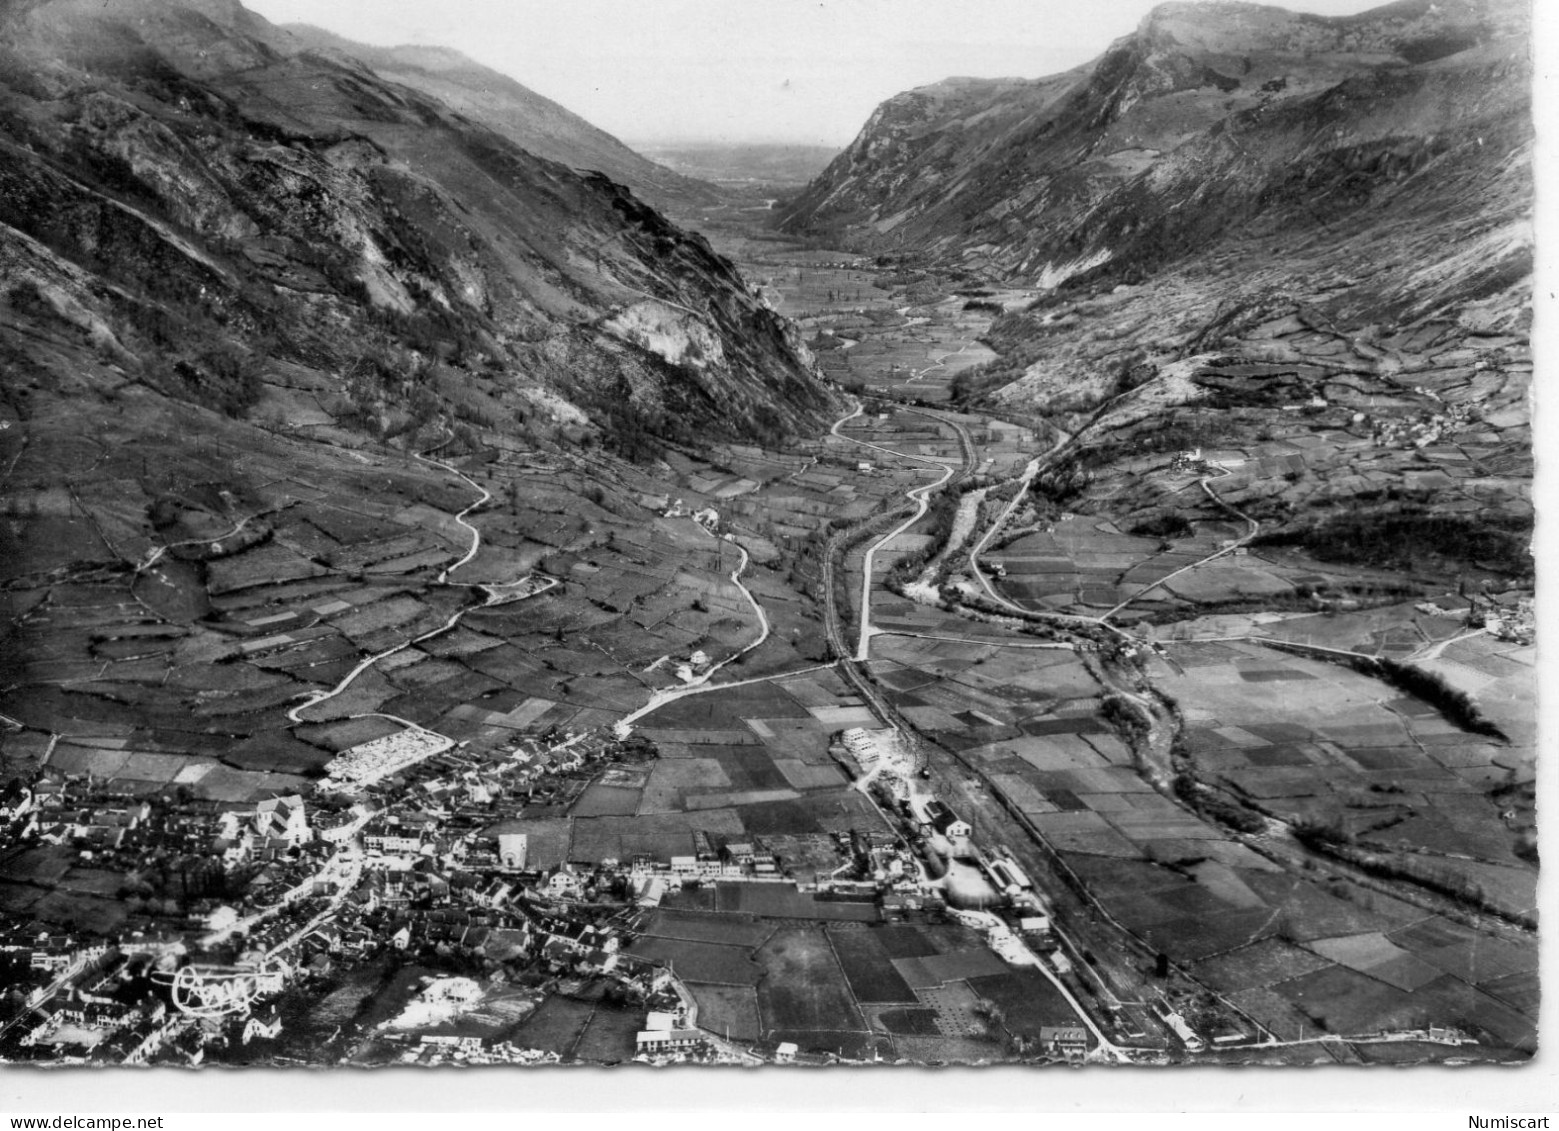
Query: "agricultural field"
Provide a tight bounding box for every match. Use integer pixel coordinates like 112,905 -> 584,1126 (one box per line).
491,661 -> 894,868
978,351 -> 1530,625
625,904 -> 1051,1061
625,668 -> 894,849
854,522 -> 1537,1057
0,372 -> 882,943
717,249 -> 1013,403
0,143 -> 1536,1071
507,992 -> 597,1058
1154,637 -> 1537,912
866,631 -> 1117,778
1014,632 -> 1541,1052
985,510 -> 1399,623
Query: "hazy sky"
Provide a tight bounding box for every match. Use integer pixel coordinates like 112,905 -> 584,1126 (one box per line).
246,0 -> 1391,146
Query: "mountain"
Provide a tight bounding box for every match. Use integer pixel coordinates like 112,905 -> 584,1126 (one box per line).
0,0 -> 835,456
783,0 -> 1531,589
282,25 -> 724,212
633,143 -> 841,192
781,0 -> 1529,293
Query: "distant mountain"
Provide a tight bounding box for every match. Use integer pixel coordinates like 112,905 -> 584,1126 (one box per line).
283,25 -> 724,212
634,143 -> 841,192
782,0 -> 1530,303
0,0 -> 834,456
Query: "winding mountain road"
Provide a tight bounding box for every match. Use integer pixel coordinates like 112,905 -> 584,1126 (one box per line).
415,447 -> 492,584
611,522 -> 774,735
286,445 -> 500,725
1100,464 -> 1261,623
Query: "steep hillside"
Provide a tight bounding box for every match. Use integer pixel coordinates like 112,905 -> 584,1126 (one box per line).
0,0 -> 835,454
283,25 -> 723,212
0,0 -> 842,888
782,0 -> 1531,589
781,0 -> 1528,288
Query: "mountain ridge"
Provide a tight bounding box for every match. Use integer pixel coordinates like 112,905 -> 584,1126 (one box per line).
281,24 -> 725,212
0,0 -> 836,456
780,0 -> 1529,294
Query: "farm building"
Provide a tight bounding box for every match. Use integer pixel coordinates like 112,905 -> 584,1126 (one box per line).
922,799 -> 971,839
635,1028 -> 706,1054
985,857 -> 1031,895
1038,1026 -> 1088,1058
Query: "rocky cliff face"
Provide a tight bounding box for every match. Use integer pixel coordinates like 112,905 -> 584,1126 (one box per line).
780,0 -> 1528,291
0,0 -> 835,454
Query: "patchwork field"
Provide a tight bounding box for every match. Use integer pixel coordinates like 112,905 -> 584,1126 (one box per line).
1154,639 -> 1537,918
1029,634 -> 1546,1051
627,904 -> 1047,1060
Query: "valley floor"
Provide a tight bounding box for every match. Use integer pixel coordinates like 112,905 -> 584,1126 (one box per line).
0,219 -> 1535,1067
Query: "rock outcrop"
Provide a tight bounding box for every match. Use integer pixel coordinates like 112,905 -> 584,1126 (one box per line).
0,0 -> 837,453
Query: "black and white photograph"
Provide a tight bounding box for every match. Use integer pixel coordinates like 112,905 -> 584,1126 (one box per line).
0,0 -> 1546,1115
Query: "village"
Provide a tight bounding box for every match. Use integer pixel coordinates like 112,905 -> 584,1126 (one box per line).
0,682 -> 1123,1067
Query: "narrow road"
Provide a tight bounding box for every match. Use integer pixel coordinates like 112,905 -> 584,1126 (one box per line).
964,422 -> 1077,618
966,454 -> 1044,612
828,400 -> 972,660
134,505 -> 285,575
952,909 -> 1128,1063
907,339 -> 970,384
285,444 -> 515,725
285,599 -> 484,725
610,520 -> 775,736
778,415 -> 1066,947
414,447 -> 492,584
813,402 -> 1262,1055
829,401 -> 966,472
201,809 -> 371,948
874,629 -> 1075,651
854,461 -> 955,659
1100,465 -> 1261,622
703,533 -> 770,677
613,663 -> 840,737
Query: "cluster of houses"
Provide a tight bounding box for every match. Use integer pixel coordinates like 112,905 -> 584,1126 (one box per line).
913,797 -> 973,844
1,942 -> 284,1066
0,721 -> 626,1061
1362,398 -> 1478,451
1482,596 -> 1536,645
1416,588 -> 1535,645
1171,448 -> 1219,475
217,794 -> 314,862
2,783 -> 169,856
390,1036 -> 562,1066
660,497 -> 722,533
838,726 -> 919,802
1,841 -> 673,1063
349,726 -> 613,822
0,697 -> 1096,1067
